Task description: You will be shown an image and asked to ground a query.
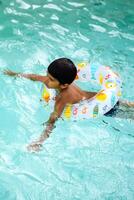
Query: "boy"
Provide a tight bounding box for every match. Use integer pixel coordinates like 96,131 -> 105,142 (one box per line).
4,58 -> 134,151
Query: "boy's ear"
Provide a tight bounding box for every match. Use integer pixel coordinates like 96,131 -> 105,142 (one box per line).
60,83 -> 69,89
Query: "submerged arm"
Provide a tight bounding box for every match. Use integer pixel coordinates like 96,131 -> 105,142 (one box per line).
27,97 -> 66,152
27,112 -> 58,152
119,99 -> 134,107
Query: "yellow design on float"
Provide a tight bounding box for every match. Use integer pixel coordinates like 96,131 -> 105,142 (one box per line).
96,91 -> 107,101
105,82 -> 116,89
99,73 -> 103,85
76,62 -> 87,80
42,87 -> 50,103
78,62 -> 87,69
75,71 -> 79,80
117,90 -> 122,97
64,104 -> 72,119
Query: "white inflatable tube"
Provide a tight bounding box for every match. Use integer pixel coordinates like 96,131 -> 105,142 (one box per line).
42,62 -> 122,120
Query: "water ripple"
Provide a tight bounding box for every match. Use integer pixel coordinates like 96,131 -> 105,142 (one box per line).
16,0 -> 31,10
43,3 -> 63,12
89,23 -> 106,33
91,14 -> 117,28
67,2 -> 85,7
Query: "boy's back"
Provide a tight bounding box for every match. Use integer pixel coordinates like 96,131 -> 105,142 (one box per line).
58,83 -> 96,105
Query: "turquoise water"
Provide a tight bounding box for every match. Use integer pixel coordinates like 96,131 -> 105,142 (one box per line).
0,0 -> 134,199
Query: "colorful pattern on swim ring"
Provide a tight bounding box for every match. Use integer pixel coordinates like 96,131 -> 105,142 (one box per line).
42,62 -> 122,120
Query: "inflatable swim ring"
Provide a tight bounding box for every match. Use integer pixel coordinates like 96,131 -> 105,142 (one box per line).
42,62 -> 122,120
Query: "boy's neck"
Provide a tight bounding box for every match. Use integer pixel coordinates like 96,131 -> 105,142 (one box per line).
56,85 -> 69,93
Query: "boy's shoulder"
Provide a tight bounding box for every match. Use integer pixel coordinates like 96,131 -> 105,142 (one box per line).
57,84 -> 81,104
57,88 -> 70,102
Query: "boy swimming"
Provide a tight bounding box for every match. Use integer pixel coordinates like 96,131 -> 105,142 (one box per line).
3,58 -> 134,151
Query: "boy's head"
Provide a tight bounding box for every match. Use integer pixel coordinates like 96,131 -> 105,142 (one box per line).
47,58 -> 77,88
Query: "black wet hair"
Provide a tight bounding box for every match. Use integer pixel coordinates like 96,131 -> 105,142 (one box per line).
47,58 -> 77,84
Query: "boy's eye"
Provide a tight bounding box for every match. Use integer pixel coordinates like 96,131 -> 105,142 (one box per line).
47,75 -> 52,81
47,73 -> 55,82
50,78 -> 54,81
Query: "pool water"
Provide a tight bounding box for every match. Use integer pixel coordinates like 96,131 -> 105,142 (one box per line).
0,0 -> 134,199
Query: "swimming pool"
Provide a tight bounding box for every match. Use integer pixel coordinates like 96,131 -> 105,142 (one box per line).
0,0 -> 134,199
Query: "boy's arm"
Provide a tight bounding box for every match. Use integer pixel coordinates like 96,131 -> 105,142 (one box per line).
3,69 -> 48,83
27,112 -> 58,152
27,97 -> 66,152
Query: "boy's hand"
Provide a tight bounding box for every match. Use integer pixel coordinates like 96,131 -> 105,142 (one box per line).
27,141 -> 43,152
27,122 -> 54,152
3,69 -> 19,77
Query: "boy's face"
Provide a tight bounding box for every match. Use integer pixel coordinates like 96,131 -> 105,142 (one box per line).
46,73 -> 60,89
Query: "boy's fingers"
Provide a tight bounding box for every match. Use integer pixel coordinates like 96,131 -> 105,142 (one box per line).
27,143 -> 43,152
3,69 -> 18,77
3,69 -> 12,75
3,69 -> 8,74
